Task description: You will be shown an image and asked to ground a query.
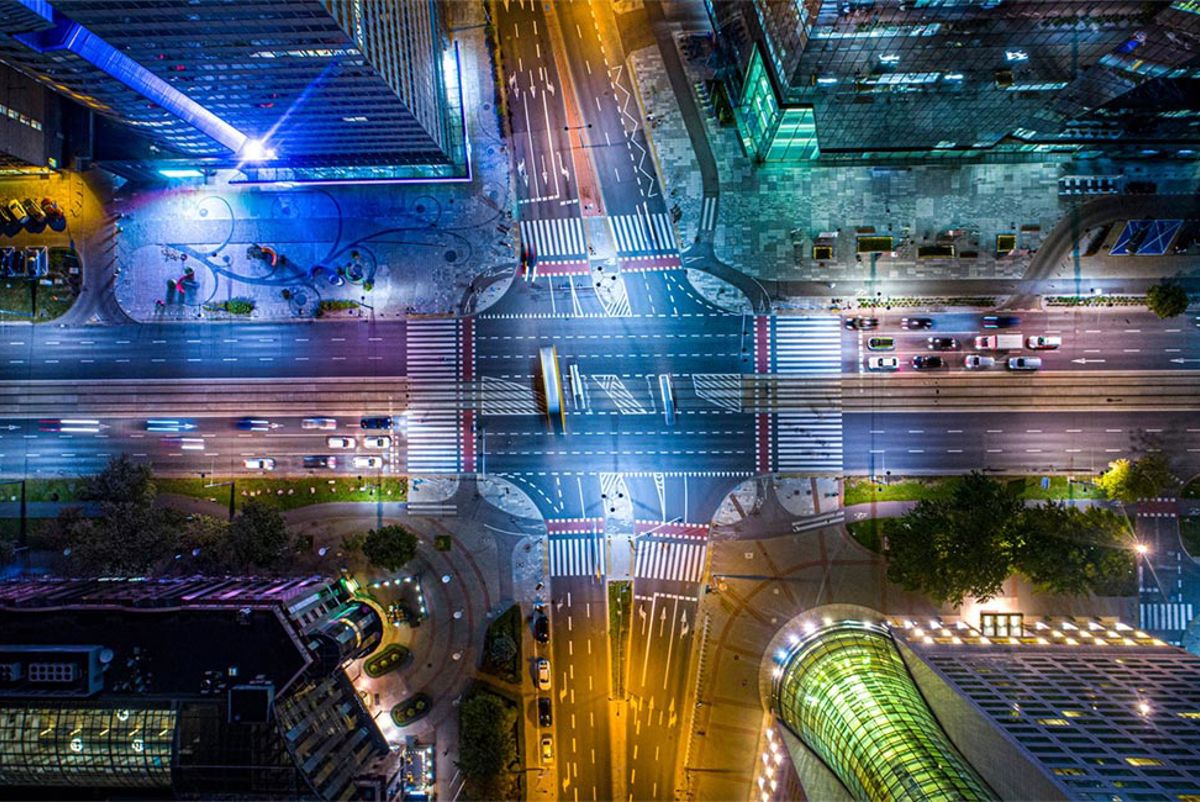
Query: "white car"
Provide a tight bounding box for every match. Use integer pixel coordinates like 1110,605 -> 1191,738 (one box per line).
866,356 -> 900,371
352,455 -> 385,469
326,436 -> 356,449
536,658 -> 551,690
1026,335 -> 1062,350
963,354 -> 996,369
301,417 -> 337,430
1007,356 -> 1043,371
243,457 -> 276,470
364,436 -> 391,449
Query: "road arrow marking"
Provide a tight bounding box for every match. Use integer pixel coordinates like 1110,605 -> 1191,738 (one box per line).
1071,358 -> 1107,364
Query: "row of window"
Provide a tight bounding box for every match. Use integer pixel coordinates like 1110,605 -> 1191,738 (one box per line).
0,105 -> 44,132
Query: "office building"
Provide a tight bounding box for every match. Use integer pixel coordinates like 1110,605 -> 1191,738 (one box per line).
771,606 -> 1200,801
707,0 -> 1200,162
0,0 -> 466,177
0,575 -> 396,800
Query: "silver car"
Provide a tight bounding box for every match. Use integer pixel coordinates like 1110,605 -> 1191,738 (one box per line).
964,354 -> 996,369
1007,356 -> 1042,371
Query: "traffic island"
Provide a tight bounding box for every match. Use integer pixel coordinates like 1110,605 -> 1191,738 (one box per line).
608,580 -> 631,697
481,603 -> 522,684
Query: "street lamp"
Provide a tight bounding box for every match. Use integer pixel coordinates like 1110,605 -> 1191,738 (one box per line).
199,472 -> 236,521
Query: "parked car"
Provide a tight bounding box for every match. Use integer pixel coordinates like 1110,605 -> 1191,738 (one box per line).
540,735 -> 553,763
538,697 -> 552,727
40,198 -> 63,219
1026,335 -> 1061,350
866,356 -> 899,371
0,204 -> 14,224
982,314 -> 1021,329
536,658 -> 551,690
21,198 -> 45,223
866,336 -> 895,351
534,612 -> 550,643
5,198 -> 28,224
901,317 -> 934,330
327,436 -> 356,449
352,455 -> 385,469
912,355 -> 945,370
844,316 -> 879,330
301,417 -> 337,430
364,436 -> 391,449
927,337 -> 959,350
303,455 -> 338,469
1007,356 -> 1042,371
243,458 -> 276,470
360,416 -> 393,430
963,354 -> 996,369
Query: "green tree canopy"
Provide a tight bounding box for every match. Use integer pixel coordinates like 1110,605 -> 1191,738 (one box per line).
362,524 -> 419,571
457,692 -> 517,801
885,472 -> 1024,606
81,453 -> 155,506
1146,281 -> 1190,319
227,500 -> 293,570
1016,503 -> 1135,596
1096,455 -> 1175,503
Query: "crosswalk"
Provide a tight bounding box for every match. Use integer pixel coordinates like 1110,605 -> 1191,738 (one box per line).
634,540 -> 707,584
521,217 -> 587,258
1140,602 -> 1194,632
611,212 -> 678,255
480,376 -> 540,416
550,535 -> 607,577
699,196 -> 718,233
405,320 -> 462,475
773,316 -> 843,473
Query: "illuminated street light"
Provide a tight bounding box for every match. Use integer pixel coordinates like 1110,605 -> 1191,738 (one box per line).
240,138 -> 276,161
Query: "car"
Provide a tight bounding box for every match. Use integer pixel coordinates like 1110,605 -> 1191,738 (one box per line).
534,613 -> 550,643
301,417 -> 337,430
912,355 -> 945,369
540,735 -> 553,764
844,316 -> 879,330
1007,356 -> 1042,371
866,336 -> 895,351
6,199 -> 28,224
146,418 -> 197,432
982,314 -> 1021,329
866,356 -> 899,371
352,455 -> 385,469
538,697 -> 552,727
963,354 -> 996,370
327,436 -> 356,449
39,418 -> 100,433
236,417 -> 271,431
40,198 -> 63,219
303,455 -> 337,469
1026,335 -> 1062,350
927,337 -> 959,350
166,437 -> 205,451
21,198 -> 45,222
901,317 -> 934,330
536,658 -> 551,690
0,204 -> 13,224
243,457 -> 276,470
364,436 -> 391,449
360,416 -> 393,430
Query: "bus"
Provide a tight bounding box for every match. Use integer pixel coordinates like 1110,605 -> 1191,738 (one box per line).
539,346 -> 565,430
659,374 -> 676,426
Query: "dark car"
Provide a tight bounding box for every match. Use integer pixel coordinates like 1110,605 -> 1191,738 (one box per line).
21,198 -> 45,223
538,697 -> 552,727
912,355 -> 945,370
534,613 -> 550,643
926,337 -> 959,350
982,314 -> 1020,329
303,455 -> 337,469
360,416 -> 393,430
901,317 -> 933,330
844,316 -> 879,330
236,417 -> 271,431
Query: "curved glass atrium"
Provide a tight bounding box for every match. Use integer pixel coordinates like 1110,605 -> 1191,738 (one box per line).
774,622 -> 995,802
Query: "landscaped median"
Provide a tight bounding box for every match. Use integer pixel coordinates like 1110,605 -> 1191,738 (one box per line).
608,580 -> 631,697
844,475 -> 1103,507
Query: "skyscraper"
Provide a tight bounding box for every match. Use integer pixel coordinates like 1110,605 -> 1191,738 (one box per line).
771,606 -> 1200,801
0,575 -> 397,800
0,0 -> 466,176
707,0 -> 1200,162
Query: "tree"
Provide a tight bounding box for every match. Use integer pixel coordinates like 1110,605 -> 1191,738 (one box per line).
885,472 -> 1023,606
81,454 -> 155,505
178,514 -> 233,574
1015,504 -> 1135,596
362,524 -> 418,571
1146,281 -> 1189,319
457,692 -> 517,801
1096,454 -> 1175,503
489,633 -> 517,668
227,500 -> 293,570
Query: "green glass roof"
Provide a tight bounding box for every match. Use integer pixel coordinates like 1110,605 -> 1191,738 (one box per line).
775,623 -> 995,802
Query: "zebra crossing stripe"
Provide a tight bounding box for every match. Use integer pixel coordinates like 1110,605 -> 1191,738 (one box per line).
406,320 -> 462,475
634,540 -> 706,583
700,196 -> 718,232
1140,602 -> 1195,632
772,316 -> 843,473
406,501 -> 457,517
520,217 -> 587,258
610,212 -> 678,255
550,535 -> 606,577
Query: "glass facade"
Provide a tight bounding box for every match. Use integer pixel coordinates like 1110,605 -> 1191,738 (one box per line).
736,46 -> 819,162
774,622 -> 995,801
0,705 -> 176,788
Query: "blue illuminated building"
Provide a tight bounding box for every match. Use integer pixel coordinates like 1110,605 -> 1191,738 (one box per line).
0,0 -> 466,177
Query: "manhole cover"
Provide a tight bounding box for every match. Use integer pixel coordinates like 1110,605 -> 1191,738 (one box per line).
415,203 -> 425,214
198,208 -> 208,218
444,250 -> 457,263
